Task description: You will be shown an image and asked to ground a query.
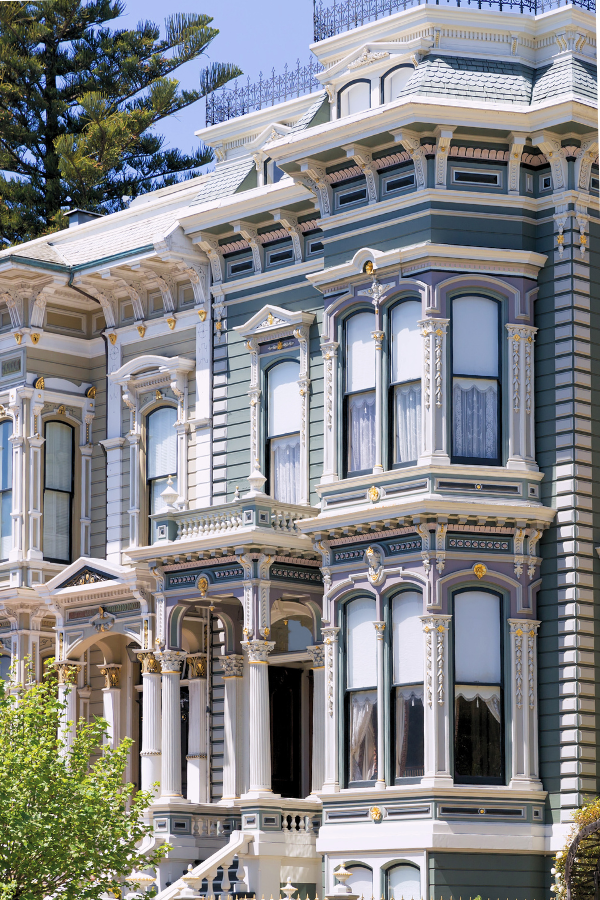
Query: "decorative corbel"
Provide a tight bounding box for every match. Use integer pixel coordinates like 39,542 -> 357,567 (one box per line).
0,289 -> 23,329
233,220 -> 263,275
77,282 -> 117,328
527,526 -> 543,580
272,210 -> 303,262
415,521 -> 432,573
532,132 -> 568,193
153,275 -> 176,313
433,126 -> 455,189
575,137 -> 599,193
507,133 -> 527,195
113,275 -> 145,320
342,144 -> 378,204
575,200 -> 590,258
294,159 -> 332,218
29,287 -> 51,329
197,234 -> 224,284
513,525 -> 526,577
391,129 -> 427,190
435,521 -> 446,574
177,261 -> 209,306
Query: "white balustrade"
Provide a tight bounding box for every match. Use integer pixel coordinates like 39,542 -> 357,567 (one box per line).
171,502 -> 314,542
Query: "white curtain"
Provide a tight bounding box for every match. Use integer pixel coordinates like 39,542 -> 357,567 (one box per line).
271,434 -> 300,504
452,296 -> 499,377
349,691 -> 377,782
346,867 -> 373,900
452,378 -> 497,459
43,489 -> 70,561
395,383 -> 421,463
147,407 -> 177,480
346,312 -> 376,392
392,592 -> 424,685
268,360 -> 301,436
455,685 -> 501,723
347,597 -> 377,689
454,591 -> 501,684
45,422 -> 72,491
150,474 -> 178,515
391,301 -> 421,383
348,391 -> 376,472
340,82 -> 370,117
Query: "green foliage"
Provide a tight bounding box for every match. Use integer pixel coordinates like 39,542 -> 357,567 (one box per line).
0,0 -> 242,244
0,661 -> 167,899
553,796 -> 600,900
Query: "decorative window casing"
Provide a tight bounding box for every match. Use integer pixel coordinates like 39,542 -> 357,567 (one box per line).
392,591 -> 424,779
43,421 -> 74,563
266,360 -> 301,504
346,597 -> 378,785
345,311 -> 377,476
147,406 -> 178,540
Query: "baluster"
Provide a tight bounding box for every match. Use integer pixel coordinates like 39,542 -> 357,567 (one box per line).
222,862 -> 231,892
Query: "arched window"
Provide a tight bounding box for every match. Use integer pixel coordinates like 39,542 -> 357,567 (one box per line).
346,597 -> 377,785
390,301 -> 422,464
345,311 -> 376,476
452,296 -> 500,463
346,865 -> 373,899
267,360 -> 301,504
454,589 -> 503,784
382,65 -> 414,103
0,419 -> 13,560
43,421 -> 73,562
387,864 -> 421,900
147,406 -> 177,518
392,591 -> 424,779
339,80 -> 371,117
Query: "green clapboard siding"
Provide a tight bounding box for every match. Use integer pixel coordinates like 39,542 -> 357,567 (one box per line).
428,852 -> 551,900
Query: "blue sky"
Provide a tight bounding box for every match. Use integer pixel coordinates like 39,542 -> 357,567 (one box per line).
116,1 -> 315,155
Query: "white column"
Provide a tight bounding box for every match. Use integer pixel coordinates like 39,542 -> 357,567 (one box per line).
374,622 -> 386,788
418,319 -> 450,466
138,652 -> 162,794
508,620 -> 542,789
321,626 -> 340,793
242,640 -> 275,798
221,654 -> 244,800
307,645 -> 325,794
187,653 -> 208,803
99,664 -> 121,749
320,341 -> 339,484
420,615 -> 452,787
155,650 -> 186,799
506,325 -> 538,471
56,662 -> 80,754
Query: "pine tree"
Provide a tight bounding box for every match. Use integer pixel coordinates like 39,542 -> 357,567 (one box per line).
0,1 -> 241,244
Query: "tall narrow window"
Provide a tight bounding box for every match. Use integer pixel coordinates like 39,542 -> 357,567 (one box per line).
452,296 -> 500,463
267,360 -> 301,504
345,311 -> 376,476
346,597 -> 377,785
390,301 -> 422,464
454,590 -> 503,784
147,407 -> 177,517
392,592 -> 424,779
43,422 -> 73,562
0,420 -> 12,560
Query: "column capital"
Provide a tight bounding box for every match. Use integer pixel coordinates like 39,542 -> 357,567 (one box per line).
421,614 -> 452,633
373,621 -> 385,640
137,651 -> 161,675
508,618 -> 541,636
154,649 -> 186,673
54,661 -> 80,685
98,663 -> 121,689
187,653 -> 207,679
222,654 -> 244,678
321,625 -> 340,644
307,645 -> 325,668
242,640 -> 275,664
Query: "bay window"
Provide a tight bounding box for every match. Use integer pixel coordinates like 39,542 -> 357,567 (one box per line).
454,590 -> 503,784
346,597 -> 377,785
392,591 -> 424,779
452,296 -> 500,464
147,406 -> 177,520
345,311 -> 376,476
0,419 -> 12,560
43,421 -> 73,562
390,301 -> 422,465
267,360 -> 301,504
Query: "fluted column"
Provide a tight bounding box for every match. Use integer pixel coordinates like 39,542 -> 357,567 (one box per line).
138,652 -> 161,793
421,615 -> 452,787
99,664 -> 121,749
186,653 -> 208,803
221,654 -> 244,800
321,626 -> 340,793
307,645 -> 325,794
373,622 -> 386,788
155,650 -> 186,799
242,640 -> 275,798
508,620 -> 542,789
55,662 -> 80,754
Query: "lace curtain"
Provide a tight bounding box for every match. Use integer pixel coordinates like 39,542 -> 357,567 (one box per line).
395,686 -> 424,778
348,391 -> 376,472
395,382 -> 421,463
349,690 -> 377,782
455,685 -> 501,723
271,434 -> 300,504
453,378 -> 498,459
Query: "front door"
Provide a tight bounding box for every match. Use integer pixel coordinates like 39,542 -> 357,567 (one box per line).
269,665 -> 302,798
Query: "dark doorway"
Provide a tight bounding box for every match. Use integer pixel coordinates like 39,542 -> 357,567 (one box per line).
269,666 -> 302,798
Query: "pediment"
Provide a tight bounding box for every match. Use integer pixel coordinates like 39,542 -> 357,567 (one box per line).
233,304 -> 314,339
42,556 -> 134,595
319,38 -> 431,82
57,566 -> 118,590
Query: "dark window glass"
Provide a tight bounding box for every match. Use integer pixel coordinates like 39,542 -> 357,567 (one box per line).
395,686 -> 424,778
454,693 -> 502,780
385,173 -> 415,193
453,170 -> 499,185
338,187 -> 367,206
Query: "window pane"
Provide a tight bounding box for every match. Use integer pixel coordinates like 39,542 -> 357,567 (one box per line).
455,592 -> 501,683
0,490 -> 11,560
392,592 -> 423,684
147,408 -> 177,479
348,690 -> 377,782
45,422 -> 72,491
346,313 -> 376,392
395,686 -> 424,778
0,421 -> 12,493
43,489 -> 70,561
453,297 -> 498,376
347,597 -> 377,689
391,301 -> 421,383
340,82 -> 370,117
454,688 -> 502,780
150,475 -> 178,515
452,378 -> 498,459
347,867 -> 373,900
271,433 -> 300,504
388,865 -> 421,900
395,382 -> 421,463
268,361 -> 301,436
348,391 -> 376,472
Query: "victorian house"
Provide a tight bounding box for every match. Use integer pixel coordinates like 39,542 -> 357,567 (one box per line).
0,0 -> 597,896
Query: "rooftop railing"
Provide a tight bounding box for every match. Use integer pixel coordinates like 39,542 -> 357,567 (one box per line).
313,0 -> 595,41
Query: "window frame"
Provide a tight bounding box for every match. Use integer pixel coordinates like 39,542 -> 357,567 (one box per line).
450,165 -> 504,190
146,405 -> 178,542
333,177 -> 369,212
225,252 -> 254,279
380,166 -> 416,198
452,586 -> 505,787
343,308 -> 377,479
450,293 -> 503,467
337,78 -> 371,118
385,862 -> 422,900
0,418 -> 12,562
386,298 -> 423,469
539,173 -> 552,192
264,239 -> 295,270
264,358 -> 301,504
389,587 -> 425,784
42,419 -> 74,564
343,595 -> 379,788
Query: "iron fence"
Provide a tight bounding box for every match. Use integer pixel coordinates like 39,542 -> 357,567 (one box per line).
313,0 -> 595,41
206,58 -> 324,126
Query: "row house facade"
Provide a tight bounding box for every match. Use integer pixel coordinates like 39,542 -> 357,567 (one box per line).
0,1 -> 597,897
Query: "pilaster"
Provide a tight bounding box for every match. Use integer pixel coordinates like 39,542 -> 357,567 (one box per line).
221,654 -> 244,801
307,644 -> 325,794
99,663 -> 122,750
506,325 -> 538,471
186,653 -> 208,803
418,319 -> 450,466
321,625 -> 341,793
420,615 -> 452,786
508,620 -> 542,790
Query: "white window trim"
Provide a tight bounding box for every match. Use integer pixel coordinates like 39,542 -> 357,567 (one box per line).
450,166 -> 503,188
381,168 -> 415,196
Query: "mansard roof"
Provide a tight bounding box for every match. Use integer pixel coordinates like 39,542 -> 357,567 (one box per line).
532,56 -> 598,104
189,157 -> 255,207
